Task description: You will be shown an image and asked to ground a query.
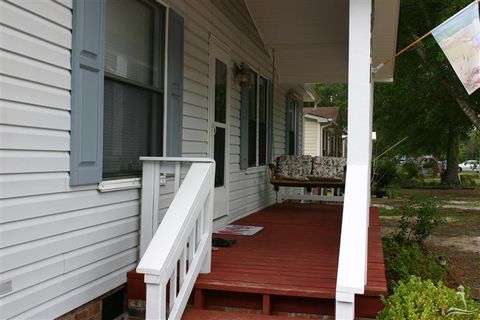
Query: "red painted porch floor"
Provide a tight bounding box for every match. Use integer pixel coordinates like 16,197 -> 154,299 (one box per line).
192,203 -> 387,318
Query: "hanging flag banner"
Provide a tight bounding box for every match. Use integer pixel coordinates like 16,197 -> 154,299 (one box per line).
431,1 -> 480,95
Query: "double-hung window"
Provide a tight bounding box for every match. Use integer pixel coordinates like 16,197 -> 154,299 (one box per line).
70,0 -> 184,186
103,0 -> 164,179
239,66 -> 273,170
247,71 -> 269,168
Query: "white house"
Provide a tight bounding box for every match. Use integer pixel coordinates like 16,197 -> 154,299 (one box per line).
303,107 -> 345,158
0,0 -> 399,319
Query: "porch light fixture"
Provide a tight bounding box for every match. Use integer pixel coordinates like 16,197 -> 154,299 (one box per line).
233,62 -> 249,87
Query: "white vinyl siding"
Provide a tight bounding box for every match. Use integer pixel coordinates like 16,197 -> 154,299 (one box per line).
171,0 -> 300,225
0,2 -> 138,319
304,118 -> 319,156
0,0 -> 303,318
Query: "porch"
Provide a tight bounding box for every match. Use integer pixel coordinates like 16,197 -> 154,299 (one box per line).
130,186 -> 387,318
187,203 -> 386,318
132,0 -> 398,317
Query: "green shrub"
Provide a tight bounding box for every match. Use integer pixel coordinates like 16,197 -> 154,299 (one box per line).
397,160 -> 421,186
375,159 -> 398,188
378,276 -> 480,320
383,238 -> 446,291
402,160 -> 420,178
460,174 -> 477,187
396,199 -> 443,243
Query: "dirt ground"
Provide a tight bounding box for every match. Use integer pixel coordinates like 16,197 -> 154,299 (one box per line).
372,188 -> 480,299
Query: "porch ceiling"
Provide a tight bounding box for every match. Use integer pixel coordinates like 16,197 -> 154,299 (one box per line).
244,0 -> 400,84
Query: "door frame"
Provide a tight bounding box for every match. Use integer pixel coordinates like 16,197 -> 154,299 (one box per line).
208,34 -> 231,219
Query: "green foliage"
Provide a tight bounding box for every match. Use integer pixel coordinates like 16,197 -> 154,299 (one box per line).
312,84 -> 348,127
374,159 -> 398,189
460,174 -> 478,187
396,200 -> 443,243
402,160 -> 420,179
459,132 -> 480,162
382,200 -> 445,291
397,160 -> 421,186
378,276 -> 480,320
373,0 -> 480,184
383,238 -> 446,291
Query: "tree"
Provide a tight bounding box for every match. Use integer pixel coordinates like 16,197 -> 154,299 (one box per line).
374,0 -> 480,185
459,131 -> 480,161
312,84 -> 348,127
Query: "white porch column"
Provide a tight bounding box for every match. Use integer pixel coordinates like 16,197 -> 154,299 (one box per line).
336,0 -> 373,319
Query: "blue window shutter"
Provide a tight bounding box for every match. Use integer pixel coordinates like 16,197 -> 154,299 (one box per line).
70,0 -> 105,186
166,10 -> 184,157
267,80 -> 274,163
239,70 -> 250,170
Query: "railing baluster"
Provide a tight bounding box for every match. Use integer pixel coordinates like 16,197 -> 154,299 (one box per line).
199,206 -> 205,239
169,267 -> 177,313
188,232 -> 194,264
193,220 -> 198,253
201,188 -> 214,273
197,218 -> 202,248
179,245 -> 187,287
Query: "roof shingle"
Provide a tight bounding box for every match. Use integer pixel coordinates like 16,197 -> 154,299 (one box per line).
303,107 -> 341,125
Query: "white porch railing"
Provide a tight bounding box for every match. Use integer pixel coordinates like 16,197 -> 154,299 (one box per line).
136,157 -> 215,320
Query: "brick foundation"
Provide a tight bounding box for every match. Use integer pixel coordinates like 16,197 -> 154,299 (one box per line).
56,285 -> 126,320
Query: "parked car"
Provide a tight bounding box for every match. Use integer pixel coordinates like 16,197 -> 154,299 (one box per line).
458,160 -> 479,172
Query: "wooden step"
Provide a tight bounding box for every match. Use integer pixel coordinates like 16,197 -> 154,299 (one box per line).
182,308 -> 298,319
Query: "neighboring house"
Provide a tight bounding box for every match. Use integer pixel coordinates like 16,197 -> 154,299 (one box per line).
0,0 -> 399,319
303,107 -> 345,158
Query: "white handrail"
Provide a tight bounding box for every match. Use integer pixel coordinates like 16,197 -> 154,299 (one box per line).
137,158 -> 215,320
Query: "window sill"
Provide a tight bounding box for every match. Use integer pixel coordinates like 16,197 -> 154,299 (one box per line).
245,166 -> 267,175
98,177 -> 142,192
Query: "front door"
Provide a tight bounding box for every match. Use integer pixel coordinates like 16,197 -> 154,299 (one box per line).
209,37 -> 230,219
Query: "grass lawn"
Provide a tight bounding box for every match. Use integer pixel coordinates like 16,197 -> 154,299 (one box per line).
420,172 -> 480,186
373,187 -> 480,299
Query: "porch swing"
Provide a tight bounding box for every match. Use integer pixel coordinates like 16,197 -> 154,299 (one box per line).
269,155 -> 346,202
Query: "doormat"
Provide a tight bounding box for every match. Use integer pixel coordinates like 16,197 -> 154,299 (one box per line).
215,224 -> 263,236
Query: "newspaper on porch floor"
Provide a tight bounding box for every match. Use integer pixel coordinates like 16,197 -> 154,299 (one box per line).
215,224 -> 263,236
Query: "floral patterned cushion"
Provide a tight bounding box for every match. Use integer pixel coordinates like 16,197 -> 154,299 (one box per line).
275,155 -> 312,180
308,156 -> 346,181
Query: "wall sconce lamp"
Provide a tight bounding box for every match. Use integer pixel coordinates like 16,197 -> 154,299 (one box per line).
233,62 -> 249,87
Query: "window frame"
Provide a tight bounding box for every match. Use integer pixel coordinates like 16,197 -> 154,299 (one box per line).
102,0 -> 166,180
247,68 -> 271,168
70,0 -> 183,187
